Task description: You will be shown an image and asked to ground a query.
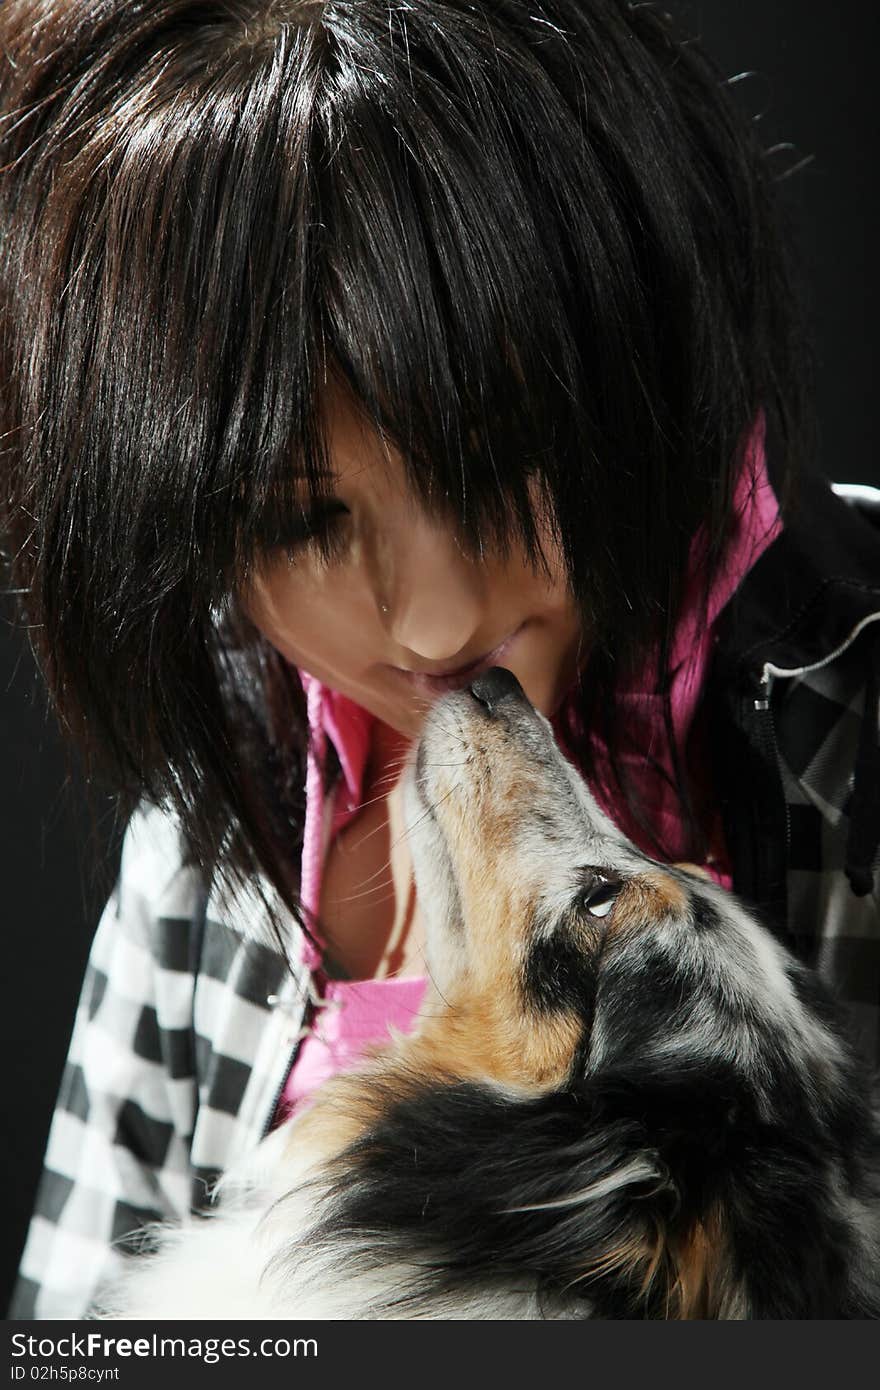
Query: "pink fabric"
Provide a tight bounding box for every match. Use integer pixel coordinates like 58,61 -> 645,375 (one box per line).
276,422 -> 780,1124
298,678 -> 327,971
275,976 -> 427,1123
297,677 -> 374,970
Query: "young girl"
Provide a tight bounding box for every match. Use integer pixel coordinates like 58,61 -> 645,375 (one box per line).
3,0 -> 878,1320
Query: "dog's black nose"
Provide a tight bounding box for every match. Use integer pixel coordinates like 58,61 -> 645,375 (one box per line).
468,666 -> 524,714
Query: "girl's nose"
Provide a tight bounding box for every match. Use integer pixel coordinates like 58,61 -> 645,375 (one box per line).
381,515 -> 486,664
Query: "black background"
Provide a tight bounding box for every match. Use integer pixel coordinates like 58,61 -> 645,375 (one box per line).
2,0 -> 878,1314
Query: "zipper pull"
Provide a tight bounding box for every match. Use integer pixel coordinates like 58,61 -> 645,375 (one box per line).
754,666 -> 775,712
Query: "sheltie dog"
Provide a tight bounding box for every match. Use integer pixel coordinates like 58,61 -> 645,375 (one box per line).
100,668 -> 880,1319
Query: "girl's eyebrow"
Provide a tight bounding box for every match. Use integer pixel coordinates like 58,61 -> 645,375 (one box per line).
285,469 -> 341,499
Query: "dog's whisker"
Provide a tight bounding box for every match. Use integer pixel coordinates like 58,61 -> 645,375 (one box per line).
319,779 -> 461,894
321,847 -> 397,892
327,885 -> 398,907
331,779 -> 407,819
411,704 -> 469,749
410,948 -> 457,1015
396,784 -> 460,850
415,759 -> 467,769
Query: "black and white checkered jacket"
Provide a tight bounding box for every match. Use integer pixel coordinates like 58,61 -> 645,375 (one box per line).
9,466 -> 880,1321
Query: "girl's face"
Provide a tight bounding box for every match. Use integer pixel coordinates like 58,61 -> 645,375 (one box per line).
241,384 -> 585,739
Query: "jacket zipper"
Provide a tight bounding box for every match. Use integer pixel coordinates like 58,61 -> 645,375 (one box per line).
260,1035 -> 303,1140
260,1007 -> 313,1141
743,666 -> 790,930
259,972 -> 338,1139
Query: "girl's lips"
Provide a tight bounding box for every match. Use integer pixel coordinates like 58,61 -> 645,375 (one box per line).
389,625 -> 524,697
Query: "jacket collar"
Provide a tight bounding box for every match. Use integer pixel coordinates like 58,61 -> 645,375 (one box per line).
716,439 -> 880,680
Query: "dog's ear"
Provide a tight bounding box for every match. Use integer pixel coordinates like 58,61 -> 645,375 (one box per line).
494,1094 -> 743,1319
555,1175 -> 740,1319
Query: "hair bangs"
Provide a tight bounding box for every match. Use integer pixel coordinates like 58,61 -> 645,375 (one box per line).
298,7 -> 591,577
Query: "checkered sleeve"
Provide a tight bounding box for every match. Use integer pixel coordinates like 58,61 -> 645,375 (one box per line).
8,806 -> 205,1320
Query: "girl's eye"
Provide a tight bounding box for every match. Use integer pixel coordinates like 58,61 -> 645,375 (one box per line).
266,501 -> 352,566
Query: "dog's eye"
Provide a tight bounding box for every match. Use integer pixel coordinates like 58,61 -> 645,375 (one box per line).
580,877 -> 621,919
